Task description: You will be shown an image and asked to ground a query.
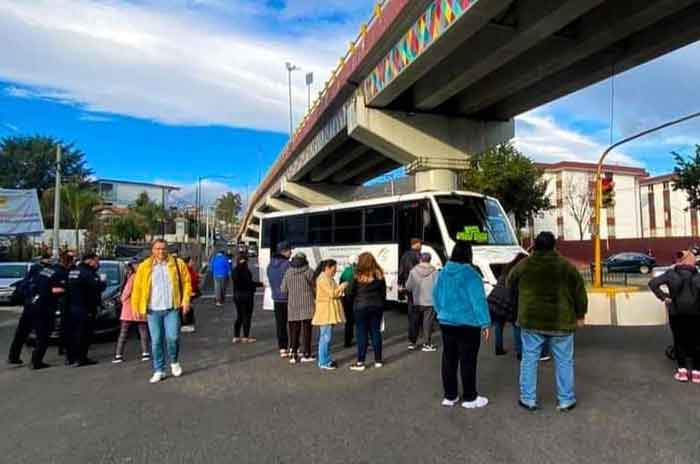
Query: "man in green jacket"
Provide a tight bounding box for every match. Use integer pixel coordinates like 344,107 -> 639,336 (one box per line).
508,231 -> 588,412
339,256 -> 357,347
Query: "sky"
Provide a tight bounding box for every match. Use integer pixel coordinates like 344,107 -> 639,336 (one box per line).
1,0 -> 699,206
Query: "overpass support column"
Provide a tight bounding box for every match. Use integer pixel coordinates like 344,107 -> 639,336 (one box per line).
348,90 -> 513,192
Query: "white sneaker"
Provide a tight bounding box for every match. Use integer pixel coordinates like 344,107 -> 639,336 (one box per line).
300,356 -> 316,363
441,398 -> 459,407
374,362 -> 384,368
462,396 -> 489,409
349,363 -> 366,372
171,363 -> 183,377
149,371 -> 166,384
421,344 -> 437,352
181,325 -> 195,333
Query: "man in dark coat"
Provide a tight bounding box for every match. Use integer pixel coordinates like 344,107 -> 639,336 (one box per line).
65,252 -> 106,367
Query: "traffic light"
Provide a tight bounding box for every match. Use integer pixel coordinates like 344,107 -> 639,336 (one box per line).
601,177 -> 615,208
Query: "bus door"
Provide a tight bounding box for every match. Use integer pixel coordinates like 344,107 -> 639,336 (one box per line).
397,200 -> 445,266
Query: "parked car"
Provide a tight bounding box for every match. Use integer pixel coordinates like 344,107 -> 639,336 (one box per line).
0,262 -> 32,305
600,252 -> 656,274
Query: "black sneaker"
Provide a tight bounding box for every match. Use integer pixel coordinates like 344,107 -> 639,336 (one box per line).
495,348 -> 507,356
7,358 -> 23,366
76,358 -> 99,367
31,362 -> 52,370
518,400 -> 538,412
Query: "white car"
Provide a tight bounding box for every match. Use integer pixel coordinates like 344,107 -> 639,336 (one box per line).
0,262 -> 32,304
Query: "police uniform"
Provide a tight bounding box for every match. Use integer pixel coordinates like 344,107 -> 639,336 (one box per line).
65,262 -> 106,366
7,262 -> 66,369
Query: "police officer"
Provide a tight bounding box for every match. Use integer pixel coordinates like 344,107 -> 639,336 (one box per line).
65,252 -> 106,367
7,253 -> 67,369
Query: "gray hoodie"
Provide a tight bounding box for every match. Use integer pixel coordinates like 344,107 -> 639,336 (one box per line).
405,263 -> 438,307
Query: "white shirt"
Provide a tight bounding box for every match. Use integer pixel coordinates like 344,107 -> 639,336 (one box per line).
149,260 -> 173,311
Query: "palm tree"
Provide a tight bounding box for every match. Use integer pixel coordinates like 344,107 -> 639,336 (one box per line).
62,183 -> 99,253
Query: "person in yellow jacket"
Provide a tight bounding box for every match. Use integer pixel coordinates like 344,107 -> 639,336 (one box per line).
312,260 -> 348,370
131,239 -> 192,384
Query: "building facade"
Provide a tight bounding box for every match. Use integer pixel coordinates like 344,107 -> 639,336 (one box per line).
96,179 -> 179,208
531,162 -> 649,241
640,174 -> 699,238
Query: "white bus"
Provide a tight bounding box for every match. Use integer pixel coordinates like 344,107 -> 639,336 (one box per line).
259,191 -> 524,309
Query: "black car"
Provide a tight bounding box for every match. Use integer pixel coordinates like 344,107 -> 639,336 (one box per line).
600,252 -> 656,275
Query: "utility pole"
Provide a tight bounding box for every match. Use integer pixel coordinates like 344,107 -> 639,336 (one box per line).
205,205 -> 210,258
52,145 -> 62,259
305,72 -> 314,111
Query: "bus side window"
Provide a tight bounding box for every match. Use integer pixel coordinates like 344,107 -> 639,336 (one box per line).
364,206 -> 394,243
264,219 -> 283,253
285,216 -> 308,247
309,214 -> 332,246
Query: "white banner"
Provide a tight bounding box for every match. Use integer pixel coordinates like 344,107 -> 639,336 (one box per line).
0,189 -> 45,236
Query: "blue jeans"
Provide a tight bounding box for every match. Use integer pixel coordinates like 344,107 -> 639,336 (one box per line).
513,325 -> 549,356
355,307 -> 383,363
519,329 -> 576,408
318,325 -> 333,368
147,309 -> 181,373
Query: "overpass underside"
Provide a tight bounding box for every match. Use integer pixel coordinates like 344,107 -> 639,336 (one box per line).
242,0 -> 700,242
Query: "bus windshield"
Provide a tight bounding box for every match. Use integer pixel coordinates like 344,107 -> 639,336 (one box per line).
435,195 -> 516,246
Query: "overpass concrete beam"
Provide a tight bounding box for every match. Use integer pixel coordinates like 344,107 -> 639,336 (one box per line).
414,0 -> 605,111
333,155 -> 387,184
310,144 -> 371,183
454,0 -> 696,116
265,196 -> 298,212
280,179 -> 353,206
483,3 -> 700,120
349,92 -> 513,166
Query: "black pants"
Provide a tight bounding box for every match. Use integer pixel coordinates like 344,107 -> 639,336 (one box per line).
181,305 -> 196,326
273,302 -> 289,350
441,324 -> 481,402
342,296 -> 354,347
65,307 -> 94,364
670,314 -> 700,370
8,304 -> 53,367
355,306 -> 383,363
234,295 -> 255,338
289,319 -> 312,357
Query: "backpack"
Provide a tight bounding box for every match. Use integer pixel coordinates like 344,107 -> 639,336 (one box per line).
673,270 -> 700,315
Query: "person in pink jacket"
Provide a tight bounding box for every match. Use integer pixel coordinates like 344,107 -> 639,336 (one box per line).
112,261 -> 151,363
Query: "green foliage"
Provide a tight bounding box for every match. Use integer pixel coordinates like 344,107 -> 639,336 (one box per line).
131,191 -> 166,235
673,145 -> 700,210
110,212 -> 147,243
62,183 -> 100,252
462,143 -> 552,229
215,192 -> 242,224
0,135 -> 92,195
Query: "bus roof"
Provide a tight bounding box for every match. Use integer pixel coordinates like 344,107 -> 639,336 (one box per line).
261,190 -> 494,219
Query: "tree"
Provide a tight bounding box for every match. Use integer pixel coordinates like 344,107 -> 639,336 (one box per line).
564,180 -> 592,240
62,183 -> 100,252
673,145 -> 700,209
110,212 -> 147,243
0,135 -> 92,195
131,191 -> 166,236
462,143 -> 552,230
215,192 -> 242,224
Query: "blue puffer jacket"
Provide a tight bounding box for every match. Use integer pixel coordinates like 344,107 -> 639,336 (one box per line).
267,255 -> 291,303
210,253 -> 231,279
433,262 -> 491,328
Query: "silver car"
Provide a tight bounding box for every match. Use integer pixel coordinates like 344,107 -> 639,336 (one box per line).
0,262 -> 32,304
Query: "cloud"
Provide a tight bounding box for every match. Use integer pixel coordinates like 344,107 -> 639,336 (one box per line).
514,112 -> 640,167
0,0 -> 370,133
1,122 -> 19,132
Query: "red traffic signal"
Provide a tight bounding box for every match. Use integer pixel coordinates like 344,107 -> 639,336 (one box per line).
601,177 -> 615,208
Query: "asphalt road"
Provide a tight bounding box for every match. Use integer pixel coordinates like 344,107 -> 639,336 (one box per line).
1,280 -> 699,462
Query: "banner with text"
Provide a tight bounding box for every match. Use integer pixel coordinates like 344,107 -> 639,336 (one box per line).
0,189 -> 45,236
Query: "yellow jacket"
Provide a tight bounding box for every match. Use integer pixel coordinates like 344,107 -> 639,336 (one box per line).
312,273 -> 346,326
131,256 -> 192,317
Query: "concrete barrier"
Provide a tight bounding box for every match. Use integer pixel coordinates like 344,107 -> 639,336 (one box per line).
585,290 -> 667,327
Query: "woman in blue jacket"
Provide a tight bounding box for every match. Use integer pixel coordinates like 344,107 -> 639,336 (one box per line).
433,241 -> 491,409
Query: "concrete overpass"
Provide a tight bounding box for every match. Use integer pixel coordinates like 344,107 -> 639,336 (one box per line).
239,0 -> 700,242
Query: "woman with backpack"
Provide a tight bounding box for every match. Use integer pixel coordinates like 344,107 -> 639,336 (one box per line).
346,252 -> 387,371
232,255 -> 263,344
649,249 -> 700,383
488,252 -> 527,356
281,252 -> 316,364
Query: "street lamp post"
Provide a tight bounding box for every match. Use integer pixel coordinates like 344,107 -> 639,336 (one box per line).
593,110 -> 700,288
305,72 -> 314,112
286,62 -> 300,137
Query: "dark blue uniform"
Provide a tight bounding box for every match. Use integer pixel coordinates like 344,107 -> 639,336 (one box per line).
65,263 -> 105,365
7,263 -> 67,368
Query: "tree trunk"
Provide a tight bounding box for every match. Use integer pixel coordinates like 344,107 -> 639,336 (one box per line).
75,227 -> 80,253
